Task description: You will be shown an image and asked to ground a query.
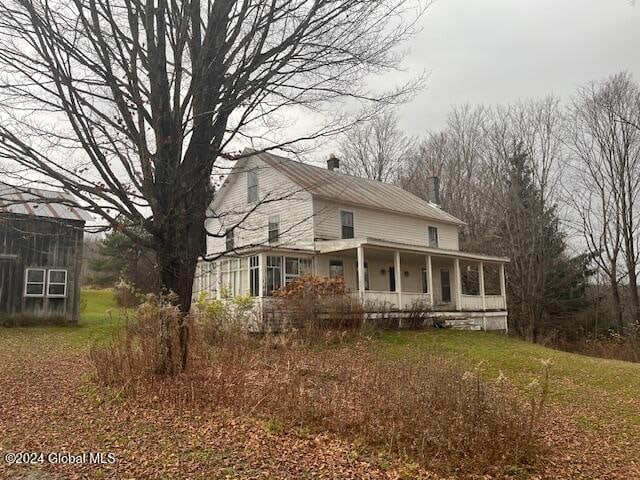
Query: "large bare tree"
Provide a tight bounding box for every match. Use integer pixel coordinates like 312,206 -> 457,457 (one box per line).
566,72 -> 640,331
337,109 -> 416,182
0,0 -> 424,372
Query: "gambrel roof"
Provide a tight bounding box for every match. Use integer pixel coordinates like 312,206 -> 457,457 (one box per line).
254,151 -> 465,226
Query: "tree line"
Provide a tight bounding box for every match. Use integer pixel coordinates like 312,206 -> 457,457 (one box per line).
339,72 -> 640,341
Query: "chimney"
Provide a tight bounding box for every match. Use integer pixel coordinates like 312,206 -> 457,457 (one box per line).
426,174 -> 440,205
327,153 -> 340,171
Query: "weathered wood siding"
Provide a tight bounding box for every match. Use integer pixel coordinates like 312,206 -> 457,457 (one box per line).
312,198 -> 461,250
207,156 -> 315,254
0,214 -> 84,322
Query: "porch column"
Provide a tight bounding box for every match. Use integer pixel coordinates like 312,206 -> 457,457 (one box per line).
394,250 -> 402,308
479,261 -> 486,310
499,262 -> 507,302
216,259 -> 223,300
258,253 -> 264,298
454,257 -> 462,310
426,255 -> 434,306
357,245 -> 365,300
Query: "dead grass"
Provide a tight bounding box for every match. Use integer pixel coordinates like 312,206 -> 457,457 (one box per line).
89,297 -> 549,476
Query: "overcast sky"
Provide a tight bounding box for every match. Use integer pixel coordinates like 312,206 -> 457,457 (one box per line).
394,0 -> 640,135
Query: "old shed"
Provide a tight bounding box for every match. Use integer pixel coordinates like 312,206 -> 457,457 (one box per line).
0,184 -> 92,324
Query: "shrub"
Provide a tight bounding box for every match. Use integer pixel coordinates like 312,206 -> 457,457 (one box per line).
192,292 -> 255,344
113,280 -> 143,308
271,275 -> 364,334
89,294 -> 208,385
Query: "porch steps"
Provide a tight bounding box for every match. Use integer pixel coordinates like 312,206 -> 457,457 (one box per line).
438,315 -> 483,331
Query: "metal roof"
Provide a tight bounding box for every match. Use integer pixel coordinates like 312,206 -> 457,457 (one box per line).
0,183 -> 92,223
256,151 -> 465,226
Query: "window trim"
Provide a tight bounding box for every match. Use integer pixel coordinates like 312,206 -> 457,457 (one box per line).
247,169 -> 258,204
47,269 -> 68,298
340,210 -> 354,239
428,225 -> 439,248
24,267 -> 46,298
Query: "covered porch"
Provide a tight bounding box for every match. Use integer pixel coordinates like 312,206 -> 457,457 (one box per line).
314,238 -> 508,313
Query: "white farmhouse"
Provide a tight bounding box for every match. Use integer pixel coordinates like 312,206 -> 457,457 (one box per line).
194,150 -> 509,331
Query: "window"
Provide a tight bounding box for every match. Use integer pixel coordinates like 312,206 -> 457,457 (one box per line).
249,256 -> 259,297
47,269 -> 67,297
421,267 -> 429,294
247,169 -> 258,203
285,257 -> 312,285
329,260 -> 344,279
24,268 -> 68,298
268,215 -> 279,244
300,258 -> 313,275
355,261 -> 369,290
266,256 -> 282,295
341,210 -> 354,239
225,229 -> 234,251
428,226 -> 438,248
25,268 -> 46,297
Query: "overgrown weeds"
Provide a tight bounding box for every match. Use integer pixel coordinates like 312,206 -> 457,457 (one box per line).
554,332 -> 640,363
90,295 -> 549,476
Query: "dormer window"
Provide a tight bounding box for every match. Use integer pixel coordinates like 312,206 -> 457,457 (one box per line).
247,169 -> 258,204
428,226 -> 438,248
341,210 -> 354,239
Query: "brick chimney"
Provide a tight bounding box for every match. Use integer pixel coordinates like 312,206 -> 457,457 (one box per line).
426,174 -> 440,205
327,153 -> 340,171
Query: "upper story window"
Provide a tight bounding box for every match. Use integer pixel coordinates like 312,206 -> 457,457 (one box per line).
341,210 -> 354,239
268,215 -> 279,244
225,228 -> 234,251
428,226 -> 438,248
247,169 -> 258,204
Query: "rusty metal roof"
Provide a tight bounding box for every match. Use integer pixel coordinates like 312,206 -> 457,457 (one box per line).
0,183 -> 92,223
257,151 -> 465,226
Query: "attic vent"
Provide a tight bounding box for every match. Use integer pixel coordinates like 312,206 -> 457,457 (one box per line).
327,153 -> 340,171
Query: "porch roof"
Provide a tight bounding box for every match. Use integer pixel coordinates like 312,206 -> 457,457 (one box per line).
314,238 -> 510,263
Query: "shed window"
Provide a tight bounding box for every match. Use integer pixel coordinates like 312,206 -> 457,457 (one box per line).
247,169 -> 258,204
341,211 -> 354,239
428,226 -> 438,248
47,269 -> 68,297
268,215 -> 279,244
25,268 -> 46,297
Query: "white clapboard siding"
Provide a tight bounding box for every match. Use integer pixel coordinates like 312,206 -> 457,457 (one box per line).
313,199 -> 460,250
207,156 -> 315,255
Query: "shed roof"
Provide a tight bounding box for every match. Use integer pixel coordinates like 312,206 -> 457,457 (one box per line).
0,183 -> 92,223
255,151 -> 465,226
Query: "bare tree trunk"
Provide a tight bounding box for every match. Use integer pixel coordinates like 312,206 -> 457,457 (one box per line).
610,270 -> 625,335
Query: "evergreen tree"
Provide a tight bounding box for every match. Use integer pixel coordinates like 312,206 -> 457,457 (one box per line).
500,147 -> 592,340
